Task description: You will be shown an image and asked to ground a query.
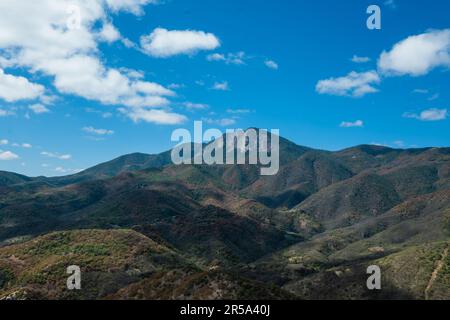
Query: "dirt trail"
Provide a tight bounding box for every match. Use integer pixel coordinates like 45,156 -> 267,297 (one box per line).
425,247 -> 448,300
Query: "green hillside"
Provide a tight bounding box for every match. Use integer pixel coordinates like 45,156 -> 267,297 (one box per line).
0,133 -> 449,300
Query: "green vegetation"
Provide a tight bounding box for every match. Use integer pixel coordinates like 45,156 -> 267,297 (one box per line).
0,138 -> 449,299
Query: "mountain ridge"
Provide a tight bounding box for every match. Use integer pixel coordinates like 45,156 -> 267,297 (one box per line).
0,142 -> 442,182
0,133 -> 449,300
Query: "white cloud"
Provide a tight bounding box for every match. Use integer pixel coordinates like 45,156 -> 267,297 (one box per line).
264,60 -> 279,70
119,67 -> 144,79
131,81 -> 175,97
42,163 -> 82,174
203,118 -> 236,127
0,139 -> 8,145
183,102 -> 209,111
168,83 -> 185,89
140,28 -> 220,58
120,108 -> 187,125
226,108 -> 251,114
54,166 -> 82,174
0,1 -> 185,124
0,109 -> 14,117
0,151 -> 19,161
207,52 -> 246,65
207,53 -> 225,62
12,143 -> 32,148
316,71 -> 380,97
98,23 -> 121,43
85,107 -> 114,119
428,93 -> 440,101
60,154 -> 72,160
40,94 -> 59,105
212,81 -> 230,91
41,151 -> 72,160
351,55 -> 371,63
384,0 -> 397,9
393,140 -> 405,148
83,126 -> 114,135
105,0 -> 157,15
0,69 -> 44,102
55,167 -> 67,173
340,120 -> 364,128
413,89 -> 429,94
29,103 -> 50,114
44,55 -> 173,108
378,29 -> 450,76
403,108 -> 447,121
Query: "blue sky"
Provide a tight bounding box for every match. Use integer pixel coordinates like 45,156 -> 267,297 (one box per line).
0,0 -> 449,176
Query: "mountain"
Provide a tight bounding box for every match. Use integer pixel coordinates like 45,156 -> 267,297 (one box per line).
47,151 -> 174,186
0,229 -> 293,300
0,171 -> 32,187
0,132 -> 449,300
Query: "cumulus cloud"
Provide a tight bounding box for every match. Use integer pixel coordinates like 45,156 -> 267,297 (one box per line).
378,29 -> 450,76
0,109 -> 14,117
0,0 -> 186,124
183,102 -> 209,111
85,107 -> 113,119
428,93 -> 440,101
83,126 -> 114,135
41,55 -> 173,108
0,69 -> 44,102
12,143 -> 32,148
340,120 -> 364,128
41,151 -> 72,160
264,60 -> 279,70
316,71 -> 380,97
0,139 -> 8,145
29,103 -> 50,114
393,140 -> 405,148
384,0 -> 397,9
207,53 -> 225,62
140,28 -> 220,58
168,83 -> 185,89
203,118 -> 236,127
105,0 -> 157,15
403,108 -> 447,121
120,108 -> 187,125
119,68 -> 145,79
207,52 -> 246,65
226,108 -> 251,114
131,81 -> 175,97
212,81 -> 230,91
54,166 -> 82,174
98,23 -> 121,43
351,55 -> 371,63
0,151 -> 19,161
